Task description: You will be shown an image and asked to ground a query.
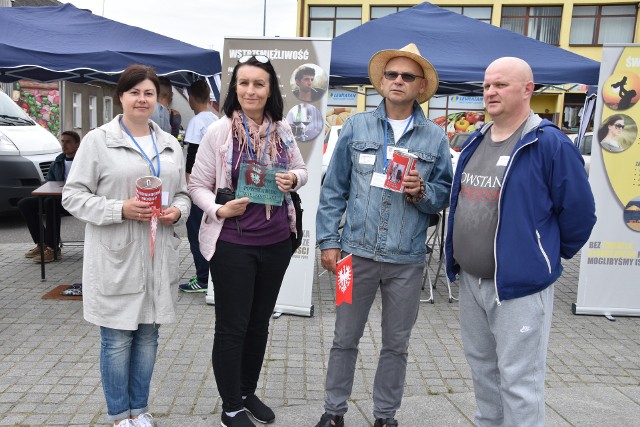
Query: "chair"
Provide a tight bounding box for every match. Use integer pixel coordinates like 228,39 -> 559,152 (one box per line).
420,210 -> 456,304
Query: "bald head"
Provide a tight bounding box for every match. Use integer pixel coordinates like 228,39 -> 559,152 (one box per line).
483,57 -> 535,128
486,57 -> 534,84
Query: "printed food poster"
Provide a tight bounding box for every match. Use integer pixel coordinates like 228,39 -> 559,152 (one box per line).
575,45 -> 640,318
432,111 -> 485,140
12,81 -> 61,136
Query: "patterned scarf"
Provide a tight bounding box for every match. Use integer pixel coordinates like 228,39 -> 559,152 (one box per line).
230,110 -> 285,220
231,110 -> 284,169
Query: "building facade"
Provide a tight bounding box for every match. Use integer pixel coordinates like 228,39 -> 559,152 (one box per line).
297,0 -> 639,132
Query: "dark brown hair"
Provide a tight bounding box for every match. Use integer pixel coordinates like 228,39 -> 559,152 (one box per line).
222,57 -> 283,122
61,130 -> 81,144
115,64 -> 160,106
188,79 -> 211,104
597,114 -> 624,141
295,66 -> 315,82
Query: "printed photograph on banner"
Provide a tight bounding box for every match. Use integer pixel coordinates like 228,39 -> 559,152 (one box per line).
290,63 -> 328,103
286,103 -> 323,142
602,71 -> 640,111
336,254 -> 353,306
597,114 -> 637,153
623,196 -> 640,232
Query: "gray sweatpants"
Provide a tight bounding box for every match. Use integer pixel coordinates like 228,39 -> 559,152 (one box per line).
459,270 -> 554,427
324,255 -> 424,419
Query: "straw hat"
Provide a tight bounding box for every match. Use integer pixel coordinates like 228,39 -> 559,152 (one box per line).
368,43 -> 439,104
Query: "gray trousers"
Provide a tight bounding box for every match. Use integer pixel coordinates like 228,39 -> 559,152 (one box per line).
324,255 -> 424,419
459,270 -> 554,427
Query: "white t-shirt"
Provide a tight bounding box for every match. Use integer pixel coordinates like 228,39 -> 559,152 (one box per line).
388,117 -> 413,143
64,158 -> 73,180
185,111 -> 218,145
125,133 -> 156,157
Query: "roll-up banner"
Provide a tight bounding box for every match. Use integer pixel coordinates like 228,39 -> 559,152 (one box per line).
574,44 -> 640,319
206,37 -> 332,317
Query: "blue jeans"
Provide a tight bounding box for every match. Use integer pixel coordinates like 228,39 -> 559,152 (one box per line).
100,324 -> 159,422
186,202 -> 209,284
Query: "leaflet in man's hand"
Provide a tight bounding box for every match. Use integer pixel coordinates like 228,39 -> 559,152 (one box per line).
384,151 -> 417,192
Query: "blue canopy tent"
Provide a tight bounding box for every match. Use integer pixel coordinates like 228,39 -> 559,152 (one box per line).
0,3 -> 221,98
330,2 -> 600,95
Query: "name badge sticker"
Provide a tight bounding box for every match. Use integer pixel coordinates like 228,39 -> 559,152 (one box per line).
161,191 -> 169,206
359,153 -> 376,165
497,156 -> 510,167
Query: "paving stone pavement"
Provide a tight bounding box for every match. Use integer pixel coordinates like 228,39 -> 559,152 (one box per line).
0,240 -> 638,426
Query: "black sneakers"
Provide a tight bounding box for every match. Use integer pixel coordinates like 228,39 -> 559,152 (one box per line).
243,394 -> 275,424
221,410 -> 255,427
373,418 -> 398,427
315,412 -> 345,427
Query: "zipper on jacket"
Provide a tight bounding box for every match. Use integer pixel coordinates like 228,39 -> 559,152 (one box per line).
492,136 -> 538,306
536,229 -> 552,274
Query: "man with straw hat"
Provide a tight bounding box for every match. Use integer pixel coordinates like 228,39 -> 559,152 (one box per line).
315,43 -> 453,427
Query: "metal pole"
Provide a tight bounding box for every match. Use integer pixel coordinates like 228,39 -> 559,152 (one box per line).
263,0 -> 266,36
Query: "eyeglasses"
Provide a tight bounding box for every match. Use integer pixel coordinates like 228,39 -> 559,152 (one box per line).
238,55 -> 270,64
613,123 -> 625,129
383,71 -> 424,83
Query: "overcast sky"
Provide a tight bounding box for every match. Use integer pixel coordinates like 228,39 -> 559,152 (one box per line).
62,0 -> 298,51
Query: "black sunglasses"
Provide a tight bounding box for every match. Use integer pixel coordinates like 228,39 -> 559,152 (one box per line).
383,71 -> 424,83
613,123 -> 625,129
238,55 -> 270,64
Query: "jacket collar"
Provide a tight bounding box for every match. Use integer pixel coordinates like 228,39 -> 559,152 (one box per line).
103,115 -> 174,152
372,100 -> 429,126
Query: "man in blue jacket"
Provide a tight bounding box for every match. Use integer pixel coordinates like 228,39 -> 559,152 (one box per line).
19,130 -> 81,263
445,57 -> 596,426
315,44 -> 453,427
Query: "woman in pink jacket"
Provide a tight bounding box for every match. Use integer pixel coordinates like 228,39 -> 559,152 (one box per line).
188,55 -> 307,427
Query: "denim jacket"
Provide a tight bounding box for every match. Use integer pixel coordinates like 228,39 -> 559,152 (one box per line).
317,101 -> 453,264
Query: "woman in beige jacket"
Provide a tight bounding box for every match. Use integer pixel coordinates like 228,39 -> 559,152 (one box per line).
62,65 -> 189,427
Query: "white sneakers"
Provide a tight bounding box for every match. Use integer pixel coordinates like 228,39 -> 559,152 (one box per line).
135,413 -> 156,427
113,413 -> 155,427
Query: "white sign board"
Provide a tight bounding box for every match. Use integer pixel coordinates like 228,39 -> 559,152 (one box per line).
206,37 -> 331,317
574,45 -> 640,318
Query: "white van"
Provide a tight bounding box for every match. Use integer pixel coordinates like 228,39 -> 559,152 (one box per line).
0,90 -> 61,213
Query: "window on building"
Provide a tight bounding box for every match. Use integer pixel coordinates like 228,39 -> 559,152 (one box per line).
570,5 -> 636,46
309,6 -> 361,38
441,6 -> 492,24
72,92 -> 82,129
89,96 -> 97,129
370,6 -> 411,20
501,6 -> 562,45
103,96 -> 113,124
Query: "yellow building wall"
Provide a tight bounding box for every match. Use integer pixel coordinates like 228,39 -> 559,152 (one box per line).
300,0 -> 640,61
298,0 -> 640,123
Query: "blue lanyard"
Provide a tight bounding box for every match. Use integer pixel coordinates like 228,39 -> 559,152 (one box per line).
241,111 -> 271,164
120,118 -> 160,177
383,113 -> 414,171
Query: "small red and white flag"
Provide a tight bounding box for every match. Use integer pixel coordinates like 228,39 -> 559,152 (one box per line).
336,254 -> 353,306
